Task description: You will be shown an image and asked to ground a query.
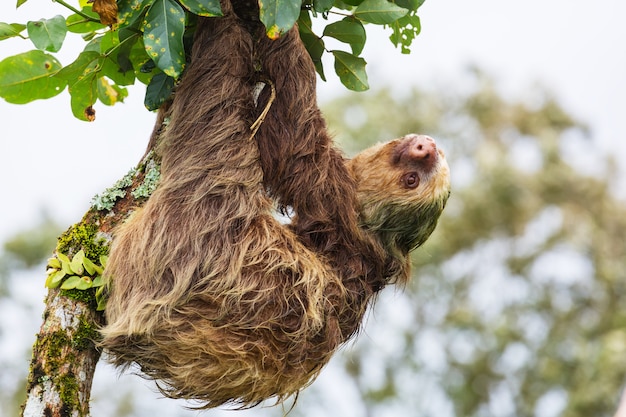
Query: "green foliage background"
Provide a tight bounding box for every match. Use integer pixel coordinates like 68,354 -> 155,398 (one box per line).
1,75 -> 625,416
0,0 -> 424,120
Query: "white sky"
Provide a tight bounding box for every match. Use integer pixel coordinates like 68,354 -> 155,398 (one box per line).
1,0 -> 625,241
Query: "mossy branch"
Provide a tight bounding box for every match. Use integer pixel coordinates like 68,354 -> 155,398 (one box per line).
21,146 -> 162,417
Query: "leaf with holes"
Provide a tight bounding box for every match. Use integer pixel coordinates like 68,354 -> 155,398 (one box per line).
323,17 -> 366,56
178,0 -> 222,17
332,50 -> 368,91
0,50 -> 66,104
259,0 -> 302,40
354,0 -> 408,25
389,13 -> 420,54
143,0 -> 186,78
27,15 -> 67,52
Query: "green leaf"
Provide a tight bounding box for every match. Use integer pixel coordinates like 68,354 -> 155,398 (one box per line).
389,13 -> 420,54
92,275 -> 104,287
332,50 -> 368,91
128,37 -> 156,84
55,51 -> 101,85
52,270 -> 66,283
27,15 -> 67,52
143,0 -> 186,78
46,270 -> 66,288
55,51 -> 102,120
259,0 -> 302,40
178,0 -> 222,17
96,286 -> 107,310
97,77 -> 128,105
298,11 -> 325,80
16,0 -> 28,8
99,255 -> 108,268
341,0 -> 364,6
313,0 -> 334,13
57,252 -> 71,265
144,71 -> 174,110
66,9 -> 106,33
60,275 -> 81,290
47,257 -> 61,269
70,250 -> 85,275
323,17 -> 366,56
354,0 -> 408,25
100,32 -> 139,86
0,50 -> 66,104
393,0 -> 424,11
69,75 -> 99,121
75,276 -> 93,290
61,260 -> 73,275
92,262 -> 104,275
118,0 -> 152,29
102,56 -> 136,86
99,30 -> 119,54
99,31 -> 135,85
117,44 -> 136,75
0,23 -> 26,40
82,256 -> 97,275
299,32 -> 326,81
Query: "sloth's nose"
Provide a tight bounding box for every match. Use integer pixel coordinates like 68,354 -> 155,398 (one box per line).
405,135 -> 437,161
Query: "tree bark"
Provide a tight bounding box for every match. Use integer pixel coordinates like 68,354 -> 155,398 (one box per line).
22,291 -> 103,417
21,149 -> 161,416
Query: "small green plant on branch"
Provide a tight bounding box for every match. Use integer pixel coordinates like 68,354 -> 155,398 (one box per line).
45,250 -> 109,310
0,0 -> 424,120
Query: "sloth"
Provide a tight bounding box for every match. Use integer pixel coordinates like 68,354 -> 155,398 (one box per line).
100,0 -> 450,409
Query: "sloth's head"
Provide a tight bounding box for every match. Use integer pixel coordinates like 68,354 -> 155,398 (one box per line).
348,134 -> 451,256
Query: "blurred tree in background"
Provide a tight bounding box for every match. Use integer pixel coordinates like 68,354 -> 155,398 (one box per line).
1,71 -> 625,416
314,70 -> 626,417
0,216 -> 63,417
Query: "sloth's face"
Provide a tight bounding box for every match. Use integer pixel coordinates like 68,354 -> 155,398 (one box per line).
348,134 -> 451,253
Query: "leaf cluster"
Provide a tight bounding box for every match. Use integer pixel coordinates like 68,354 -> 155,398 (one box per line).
45,249 -> 108,310
0,0 -> 424,120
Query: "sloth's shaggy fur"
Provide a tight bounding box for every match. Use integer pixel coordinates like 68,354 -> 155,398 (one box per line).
100,1 -> 450,409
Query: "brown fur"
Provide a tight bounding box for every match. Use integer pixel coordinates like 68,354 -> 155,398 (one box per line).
100,1 -> 450,409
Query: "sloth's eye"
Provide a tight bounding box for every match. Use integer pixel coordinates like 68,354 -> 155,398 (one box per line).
403,172 -> 419,189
